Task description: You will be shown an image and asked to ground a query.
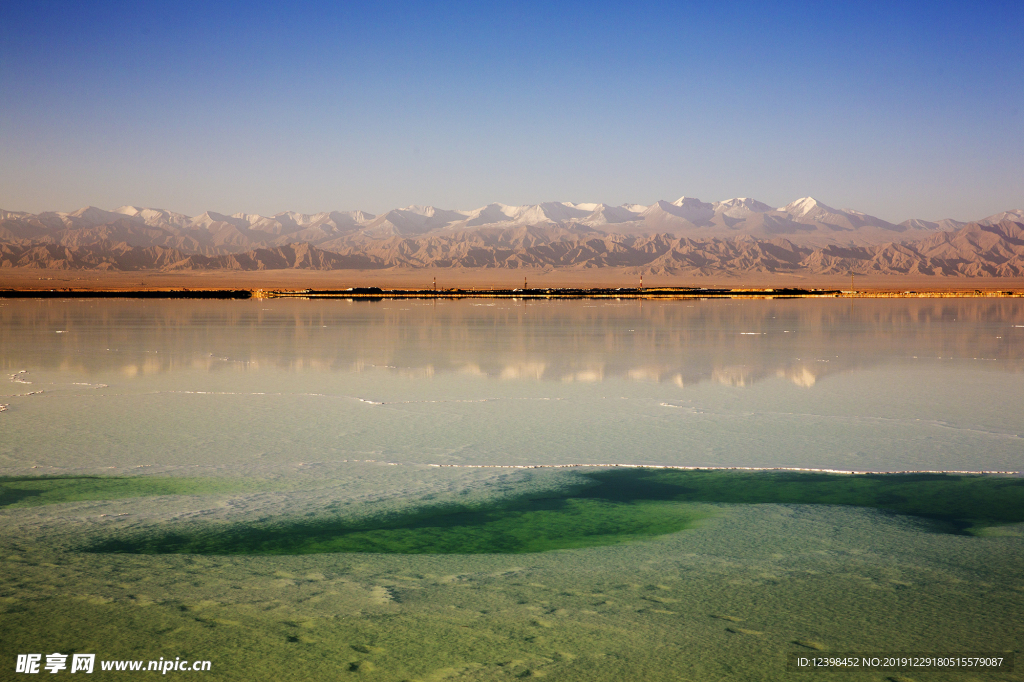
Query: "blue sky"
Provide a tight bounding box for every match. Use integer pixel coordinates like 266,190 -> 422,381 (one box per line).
1,0 -> 1021,221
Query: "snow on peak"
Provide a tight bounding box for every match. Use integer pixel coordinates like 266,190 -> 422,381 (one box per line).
3,197 -> 943,242
231,213 -> 269,225
105,206 -> 195,227
981,209 -> 1024,224
399,205 -> 444,217
648,197 -> 713,223
69,206 -> 117,220
714,197 -> 773,214
463,203 -> 521,226
581,204 -> 643,225
781,197 -> 837,216
191,211 -> 246,228
508,202 -> 592,224
672,196 -> 713,210
278,211 -> 332,226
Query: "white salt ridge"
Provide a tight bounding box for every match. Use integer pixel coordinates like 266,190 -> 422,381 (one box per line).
2,390 -> 44,397
160,390 -> 565,406
425,462 -> 1020,475
355,396 -> 562,405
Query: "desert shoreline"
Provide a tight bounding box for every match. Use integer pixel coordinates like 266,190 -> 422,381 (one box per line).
2,267 -> 1024,297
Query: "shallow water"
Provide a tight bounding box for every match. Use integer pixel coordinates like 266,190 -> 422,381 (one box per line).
2,297 -> 1023,473
0,298 -> 1021,680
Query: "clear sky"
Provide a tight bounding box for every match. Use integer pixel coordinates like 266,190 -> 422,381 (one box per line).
1,0 -> 1021,222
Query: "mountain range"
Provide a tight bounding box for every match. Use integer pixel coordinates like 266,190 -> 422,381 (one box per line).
2,197 -> 1023,277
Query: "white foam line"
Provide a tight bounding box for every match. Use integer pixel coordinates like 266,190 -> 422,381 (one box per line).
424,463 -> 1020,475
358,397 -> 562,405
164,392 -> 559,406
170,391 -> 342,398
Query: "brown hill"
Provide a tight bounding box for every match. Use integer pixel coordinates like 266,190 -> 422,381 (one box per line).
2,221 -> 1024,278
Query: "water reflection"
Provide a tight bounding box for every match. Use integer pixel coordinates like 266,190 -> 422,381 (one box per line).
2,298 -> 1023,389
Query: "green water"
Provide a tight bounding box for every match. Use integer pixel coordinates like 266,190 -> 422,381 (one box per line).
83,470 -> 1024,556
579,469 -> 1024,534
0,475 -> 268,509
87,497 -> 706,555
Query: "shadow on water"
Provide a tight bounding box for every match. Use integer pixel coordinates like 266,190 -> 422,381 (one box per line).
0,476 -> 265,509
0,476 -> 123,509
81,470 -> 1024,555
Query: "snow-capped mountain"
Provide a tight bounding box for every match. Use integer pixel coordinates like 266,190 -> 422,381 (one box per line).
1,197 -> 1019,258
979,209 -> 1024,225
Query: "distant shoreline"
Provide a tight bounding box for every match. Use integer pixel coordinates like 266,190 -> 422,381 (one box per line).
1,285 -> 1022,299
2,266 -> 1024,298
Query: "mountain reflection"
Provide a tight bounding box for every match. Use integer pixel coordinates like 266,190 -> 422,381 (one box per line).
2,298 -> 1023,388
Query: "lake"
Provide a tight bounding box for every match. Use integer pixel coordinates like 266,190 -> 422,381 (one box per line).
1,297 -> 1021,680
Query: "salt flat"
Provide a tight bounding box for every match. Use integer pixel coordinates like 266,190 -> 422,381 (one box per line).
0,298 -> 1021,680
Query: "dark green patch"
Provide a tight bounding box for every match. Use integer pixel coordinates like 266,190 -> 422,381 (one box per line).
83,470 -> 1024,556
578,469 -> 1024,535
88,496 -> 706,555
0,475 -> 263,508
